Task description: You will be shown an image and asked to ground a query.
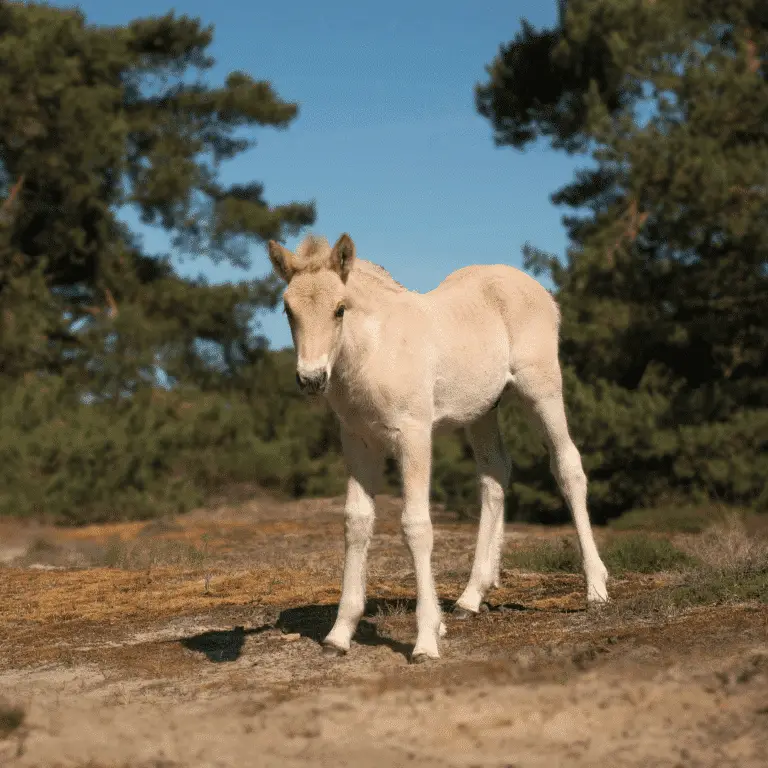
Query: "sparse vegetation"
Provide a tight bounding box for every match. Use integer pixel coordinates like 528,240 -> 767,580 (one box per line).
504,516 -> 768,614
504,538 -> 582,573
608,504 -> 745,534
668,569 -> 768,608
505,533 -> 694,575
685,513 -> 768,577
13,532 -> 209,571
664,517 -> 768,608
598,515 -> 768,619
614,565 -> 768,619
99,536 -> 206,570
2,496 -> 767,767
603,534 -> 695,574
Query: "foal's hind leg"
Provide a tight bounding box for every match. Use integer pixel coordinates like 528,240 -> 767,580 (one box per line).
454,408 -> 511,617
515,365 -> 609,603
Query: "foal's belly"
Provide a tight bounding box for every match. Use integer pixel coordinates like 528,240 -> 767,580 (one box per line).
431,359 -> 509,429
428,300 -> 511,429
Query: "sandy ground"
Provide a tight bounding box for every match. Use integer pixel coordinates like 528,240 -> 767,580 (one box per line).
1,495 -> 767,767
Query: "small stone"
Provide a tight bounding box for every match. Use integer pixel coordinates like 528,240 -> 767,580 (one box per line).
281,632 -> 301,642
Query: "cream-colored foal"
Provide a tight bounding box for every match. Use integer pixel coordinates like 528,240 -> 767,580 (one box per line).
268,233 -> 609,663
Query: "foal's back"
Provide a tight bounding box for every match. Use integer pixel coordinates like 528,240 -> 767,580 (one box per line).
428,263 -> 559,324
403,263 -> 562,426
425,263 -> 560,365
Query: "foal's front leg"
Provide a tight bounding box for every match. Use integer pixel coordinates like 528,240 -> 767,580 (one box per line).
322,430 -> 383,656
400,425 -> 442,662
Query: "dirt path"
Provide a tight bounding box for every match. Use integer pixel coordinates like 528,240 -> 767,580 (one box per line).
1,497 -> 767,767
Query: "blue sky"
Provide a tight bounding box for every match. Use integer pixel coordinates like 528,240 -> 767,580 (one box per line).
54,0 -> 585,350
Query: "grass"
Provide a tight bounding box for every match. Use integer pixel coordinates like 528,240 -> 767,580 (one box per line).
14,532 -> 208,570
614,566 -> 768,619
98,535 -> 206,570
667,568 -> 768,607
503,538 -> 582,573
603,534 -> 695,573
608,503 -> 752,534
604,513 -> 768,617
0,699 -> 24,738
504,515 -> 768,615
685,512 -> 768,576
504,533 -> 694,575
18,536 -> 70,566
671,514 -> 768,607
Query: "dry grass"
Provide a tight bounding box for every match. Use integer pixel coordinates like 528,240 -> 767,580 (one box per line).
97,535 -> 207,569
0,567 -> 339,627
2,498 -> 767,675
602,514 -> 768,620
500,515 -> 768,627
684,511 -> 768,576
2,499 -> 768,768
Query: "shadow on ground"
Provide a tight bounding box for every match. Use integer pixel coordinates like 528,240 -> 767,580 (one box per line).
276,600 -> 419,659
177,596 -> 579,663
180,624 -> 272,662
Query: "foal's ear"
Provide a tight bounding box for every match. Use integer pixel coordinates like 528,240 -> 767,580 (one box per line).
267,241 -> 295,282
329,233 -> 356,283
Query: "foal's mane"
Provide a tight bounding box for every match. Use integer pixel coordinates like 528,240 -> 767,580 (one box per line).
355,260 -> 407,294
294,234 -> 406,293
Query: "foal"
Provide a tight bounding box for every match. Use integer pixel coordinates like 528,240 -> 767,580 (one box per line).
268,233 -> 609,663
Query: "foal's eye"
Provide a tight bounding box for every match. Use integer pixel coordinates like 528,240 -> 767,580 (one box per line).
335,304 -> 345,319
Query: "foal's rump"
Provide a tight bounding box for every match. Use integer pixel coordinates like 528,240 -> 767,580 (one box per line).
423,266 -> 557,425
429,264 -> 560,359
426,264 -> 562,426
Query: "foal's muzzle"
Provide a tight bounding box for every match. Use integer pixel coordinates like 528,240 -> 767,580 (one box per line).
296,369 -> 328,395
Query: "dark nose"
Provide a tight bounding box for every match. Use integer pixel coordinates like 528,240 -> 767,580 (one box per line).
296,370 -> 328,393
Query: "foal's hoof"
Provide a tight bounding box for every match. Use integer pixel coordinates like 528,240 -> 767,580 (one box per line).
321,642 -> 348,658
587,582 -> 611,608
410,652 -> 438,665
452,606 -> 479,621
587,596 -> 611,611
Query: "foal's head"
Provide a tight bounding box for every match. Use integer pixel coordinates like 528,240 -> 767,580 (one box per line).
268,233 -> 356,395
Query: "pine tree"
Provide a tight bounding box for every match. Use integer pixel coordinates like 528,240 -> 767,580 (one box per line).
0,2 -> 314,388
0,3 -> 318,521
476,0 -> 768,521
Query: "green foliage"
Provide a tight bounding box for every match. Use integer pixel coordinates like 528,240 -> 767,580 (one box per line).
431,430 -> 478,517
504,538 -> 582,573
505,533 -> 692,574
477,0 -> 768,521
0,1 -> 315,388
608,504 -> 749,534
3,1 -> 767,524
0,3 -> 324,522
0,351 -> 351,524
663,569 -> 768,607
603,534 -> 694,573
